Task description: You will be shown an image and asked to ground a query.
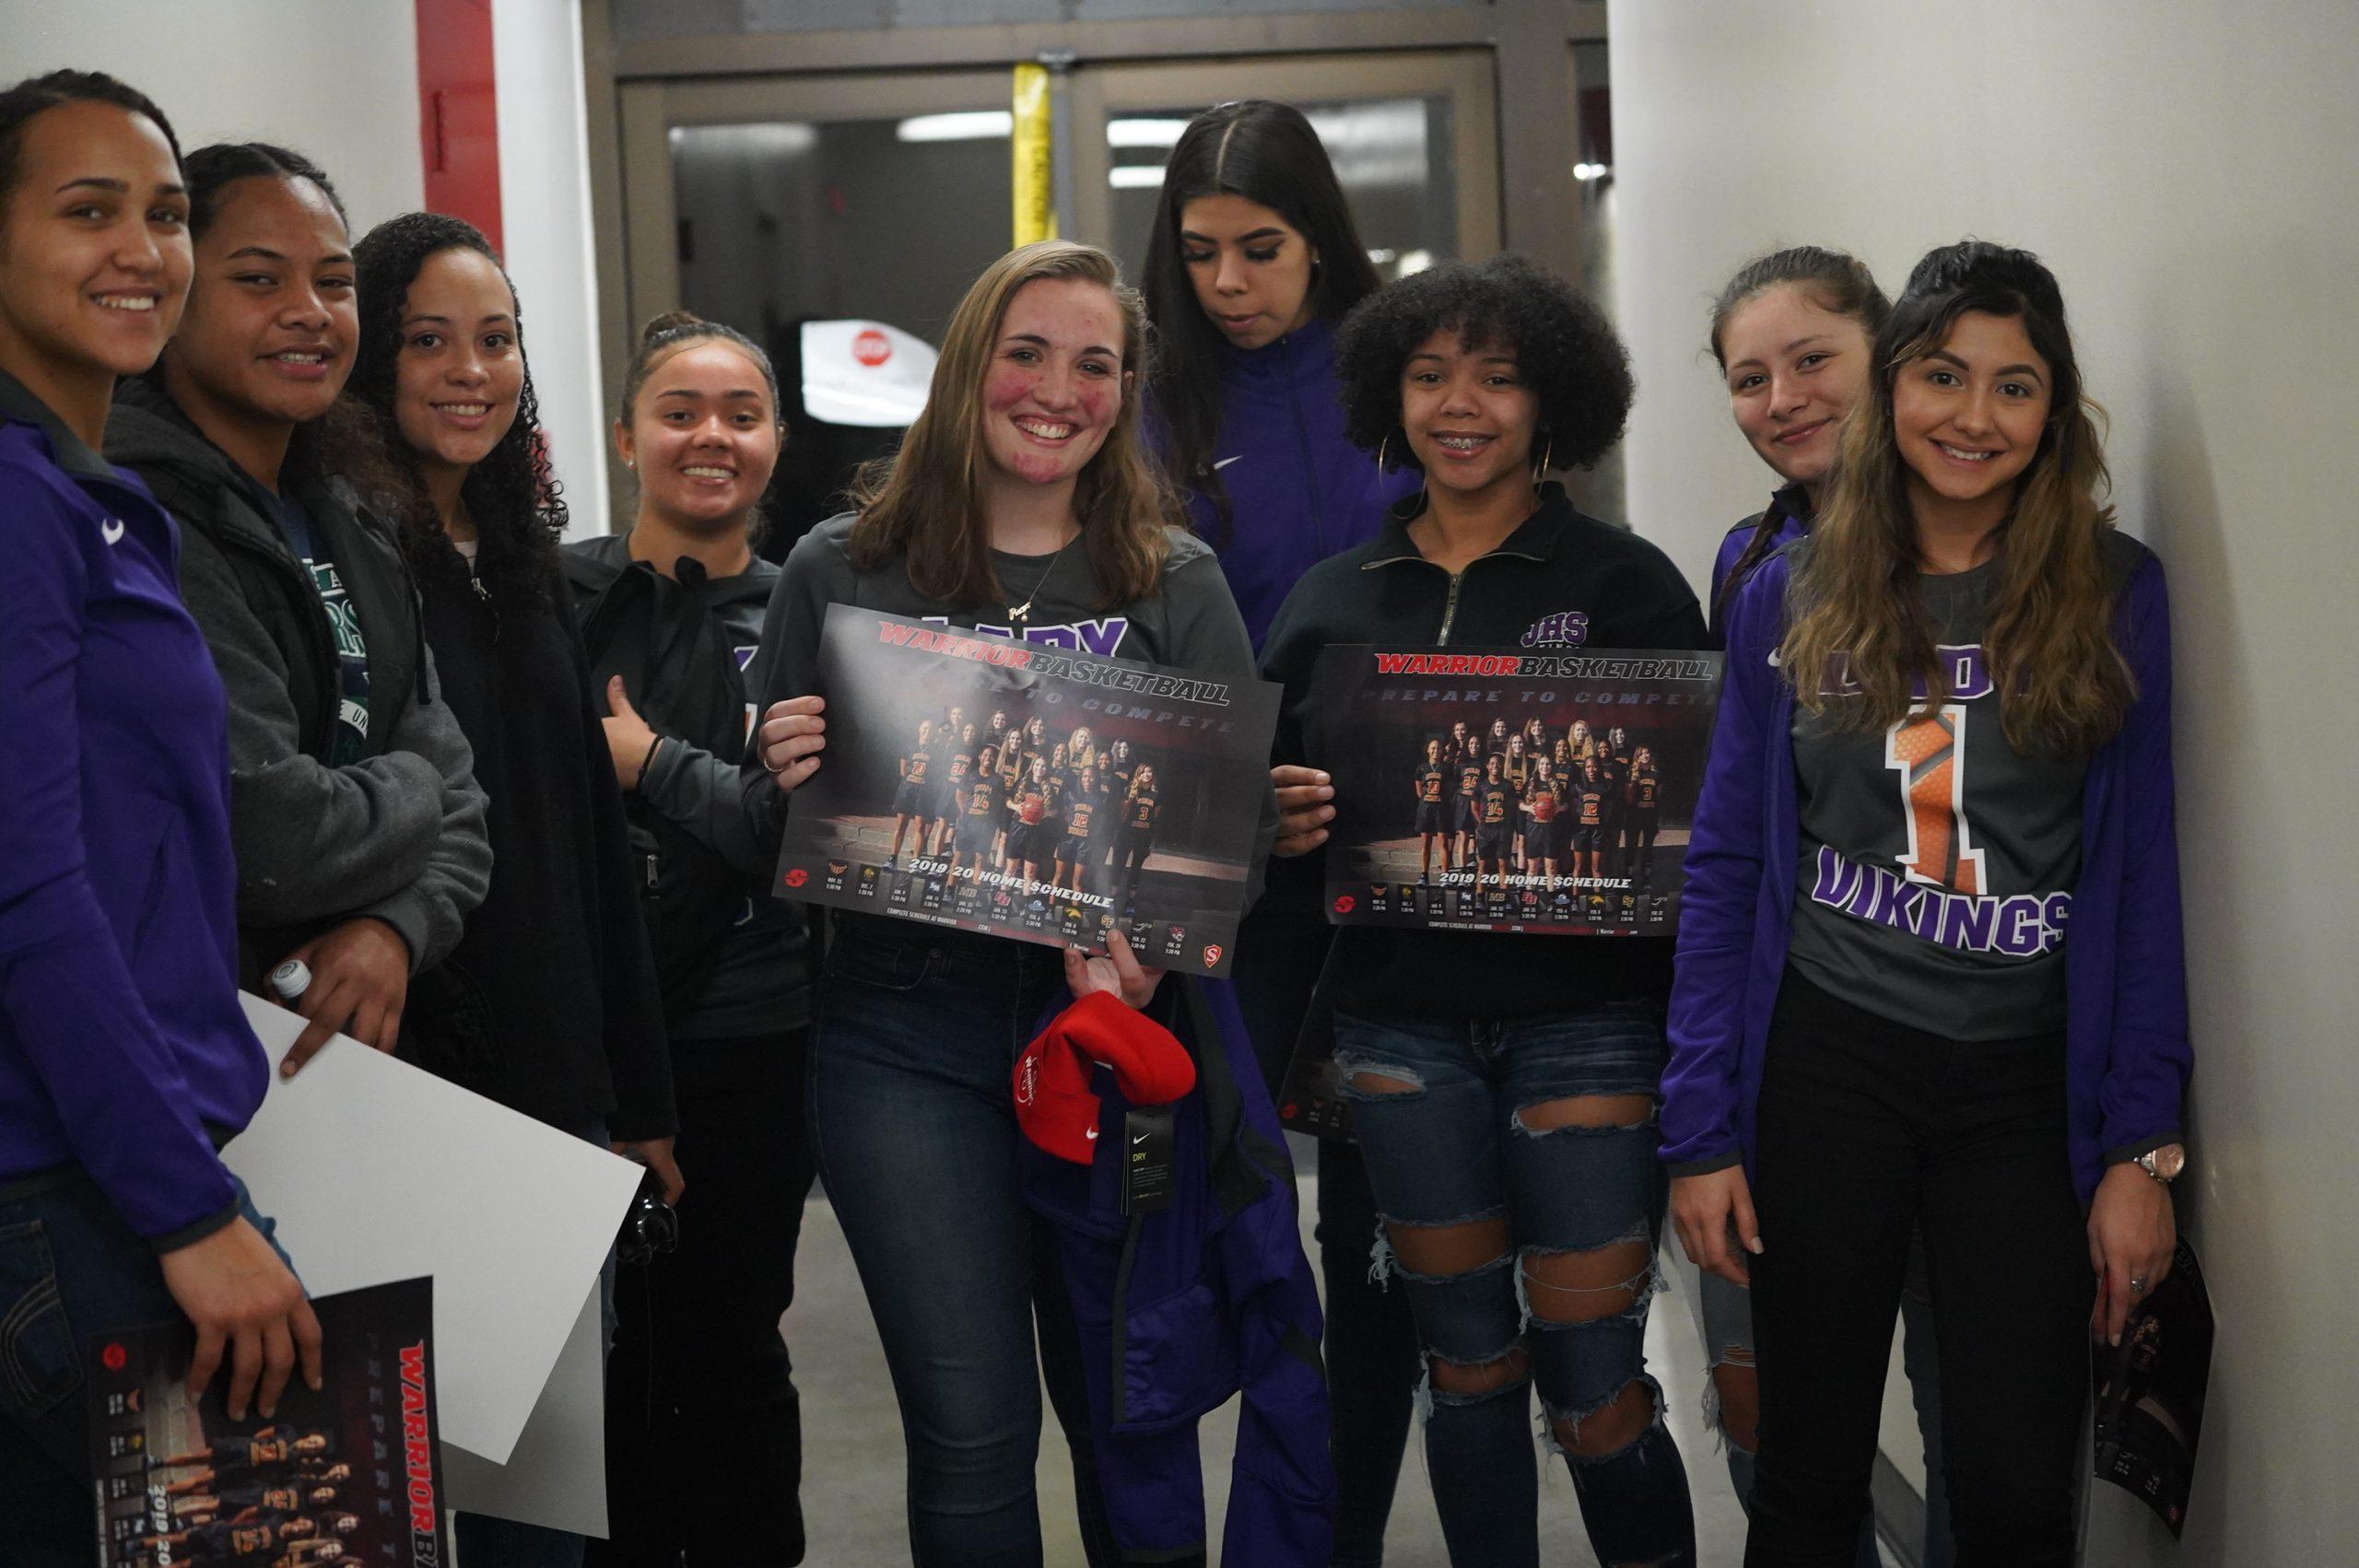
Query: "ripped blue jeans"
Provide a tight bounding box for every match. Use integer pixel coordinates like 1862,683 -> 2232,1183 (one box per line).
1336,1002 -> 1695,1568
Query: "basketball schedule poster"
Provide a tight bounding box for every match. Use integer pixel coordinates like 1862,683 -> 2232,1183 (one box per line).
1314,644 -> 1722,935
87,1276 -> 445,1568
775,607 -> 1280,977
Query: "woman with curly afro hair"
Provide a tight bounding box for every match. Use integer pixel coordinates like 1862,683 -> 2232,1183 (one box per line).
1259,253 -> 1705,1567
339,212 -> 679,1567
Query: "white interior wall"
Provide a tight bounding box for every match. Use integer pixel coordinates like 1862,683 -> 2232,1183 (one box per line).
8,0 -> 605,536
1609,4 -> 2359,1562
491,0 -> 609,536
9,0 -> 425,238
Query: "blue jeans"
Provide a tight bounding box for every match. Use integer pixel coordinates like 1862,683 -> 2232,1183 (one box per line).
812,922 -> 1116,1568
0,1169 -> 286,1565
1335,1003 -> 1696,1568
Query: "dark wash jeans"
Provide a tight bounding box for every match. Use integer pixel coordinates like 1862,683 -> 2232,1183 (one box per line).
812,921 -> 1118,1568
1747,971 -> 2088,1568
0,1169 -> 284,1565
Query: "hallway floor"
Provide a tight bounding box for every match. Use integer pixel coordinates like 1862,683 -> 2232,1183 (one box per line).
785,1157 -> 1899,1565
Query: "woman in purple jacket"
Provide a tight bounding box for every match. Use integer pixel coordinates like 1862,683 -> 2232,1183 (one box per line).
0,71 -> 317,1560
1662,240 -> 2189,1565
1700,248 -> 1960,1568
1137,99 -> 1420,1564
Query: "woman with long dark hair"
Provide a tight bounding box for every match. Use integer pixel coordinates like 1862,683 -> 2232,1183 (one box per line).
1664,241 -> 2189,1564
1261,254 -> 1701,1568
341,211 -> 678,1568
565,308 -> 818,1568
745,240 -> 1278,1566
1138,100 -> 1421,1561
106,145 -> 489,1070
0,72 -> 320,1560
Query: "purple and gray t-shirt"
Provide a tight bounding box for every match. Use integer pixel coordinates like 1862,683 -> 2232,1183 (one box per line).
1788,558 -> 2086,1039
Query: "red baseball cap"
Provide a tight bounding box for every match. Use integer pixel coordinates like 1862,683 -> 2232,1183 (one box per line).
1013,991 -> 1197,1164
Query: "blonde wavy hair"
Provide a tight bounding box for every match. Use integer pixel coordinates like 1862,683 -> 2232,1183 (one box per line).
1781,241 -> 2133,756
848,240 -> 1174,608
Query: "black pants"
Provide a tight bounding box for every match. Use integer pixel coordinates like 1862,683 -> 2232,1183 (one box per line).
1746,973 -> 2087,1568
594,1031 -> 816,1567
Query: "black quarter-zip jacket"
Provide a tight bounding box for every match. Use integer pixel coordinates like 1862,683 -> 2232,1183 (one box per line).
1259,483 -> 1706,1017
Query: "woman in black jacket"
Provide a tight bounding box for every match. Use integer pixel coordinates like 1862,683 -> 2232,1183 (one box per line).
566,310 -> 817,1568
340,212 -> 678,1568
1260,257 -> 1700,1567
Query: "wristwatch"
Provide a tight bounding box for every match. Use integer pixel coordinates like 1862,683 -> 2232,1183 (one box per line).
2134,1143 -> 2186,1185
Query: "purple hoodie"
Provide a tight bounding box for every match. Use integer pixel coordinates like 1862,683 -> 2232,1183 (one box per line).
1661,542 -> 2190,1205
0,373 -> 266,1246
1162,317 -> 1418,650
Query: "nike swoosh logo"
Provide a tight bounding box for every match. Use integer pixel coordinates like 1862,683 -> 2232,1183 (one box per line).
100,517 -> 125,545
1132,1132 -> 1151,1145
1212,455 -> 1243,471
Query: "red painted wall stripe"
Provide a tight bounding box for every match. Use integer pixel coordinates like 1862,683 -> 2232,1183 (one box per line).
414,0 -> 503,252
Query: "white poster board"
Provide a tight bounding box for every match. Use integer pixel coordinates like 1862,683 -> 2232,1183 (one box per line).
223,992 -> 640,1464
443,1281 -> 609,1537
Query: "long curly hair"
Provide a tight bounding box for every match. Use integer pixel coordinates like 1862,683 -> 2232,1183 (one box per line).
1781,240 -> 2132,755
846,240 -> 1173,610
344,211 -> 565,602
1332,253 -> 1633,474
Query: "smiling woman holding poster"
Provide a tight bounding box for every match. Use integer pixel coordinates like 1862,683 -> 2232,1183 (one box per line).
0,71 -> 318,1561
1258,255 -> 1704,1567
744,239 -> 1273,1566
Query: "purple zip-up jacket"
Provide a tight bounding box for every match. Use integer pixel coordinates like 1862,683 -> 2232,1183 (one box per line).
1159,317 -> 1418,651
1707,482 -> 1811,646
0,374 -> 266,1246
1661,540 -> 2190,1205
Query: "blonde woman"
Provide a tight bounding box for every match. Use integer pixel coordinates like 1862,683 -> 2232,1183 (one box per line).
744,241 -> 1265,1565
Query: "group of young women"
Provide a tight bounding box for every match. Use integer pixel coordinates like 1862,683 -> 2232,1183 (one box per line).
0,67 -> 2188,1568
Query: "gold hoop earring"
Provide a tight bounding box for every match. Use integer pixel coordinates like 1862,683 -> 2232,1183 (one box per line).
1377,433 -> 1389,471
1532,435 -> 1555,487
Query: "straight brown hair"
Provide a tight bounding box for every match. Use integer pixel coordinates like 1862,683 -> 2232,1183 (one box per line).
847,240 -> 1172,609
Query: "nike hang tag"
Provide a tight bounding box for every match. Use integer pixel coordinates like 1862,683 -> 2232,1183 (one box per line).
1121,1105 -> 1177,1215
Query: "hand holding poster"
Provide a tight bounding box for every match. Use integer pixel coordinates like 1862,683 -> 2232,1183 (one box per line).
1315,645 -> 1721,934
775,607 -> 1279,976
88,1277 -> 444,1568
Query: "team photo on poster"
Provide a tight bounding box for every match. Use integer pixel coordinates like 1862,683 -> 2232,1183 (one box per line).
775,608 -> 1278,976
86,1279 -> 444,1568
1315,645 -> 1721,934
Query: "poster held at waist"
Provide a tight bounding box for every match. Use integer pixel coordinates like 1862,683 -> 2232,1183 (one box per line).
87,1277 -> 445,1567
1314,644 -> 1721,936
776,606 -> 1279,977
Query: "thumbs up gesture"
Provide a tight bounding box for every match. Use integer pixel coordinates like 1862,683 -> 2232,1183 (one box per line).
604,674 -> 663,790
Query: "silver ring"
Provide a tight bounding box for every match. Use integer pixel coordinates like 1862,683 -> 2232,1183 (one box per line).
2129,1275 -> 2151,1297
